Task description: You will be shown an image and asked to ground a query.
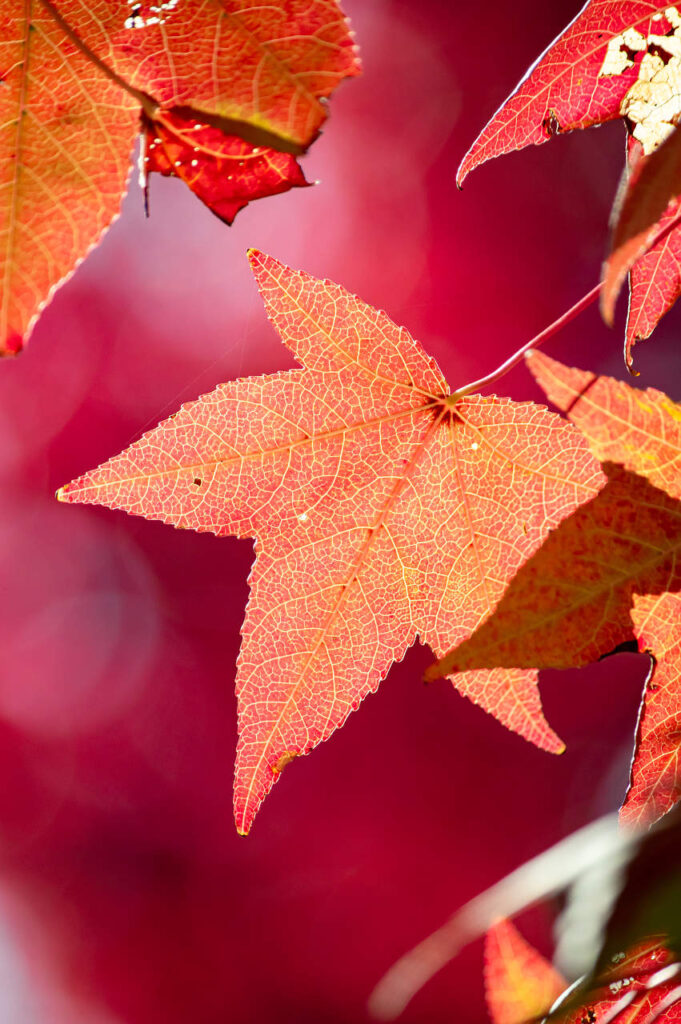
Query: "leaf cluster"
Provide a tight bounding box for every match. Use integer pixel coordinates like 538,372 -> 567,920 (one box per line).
4,1 -> 681,1022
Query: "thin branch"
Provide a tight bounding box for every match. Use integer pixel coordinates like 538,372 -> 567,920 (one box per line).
451,203 -> 681,400
450,283 -> 601,400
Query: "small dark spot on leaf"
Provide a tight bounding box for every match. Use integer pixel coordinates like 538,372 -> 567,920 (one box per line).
542,109 -> 561,137
649,42 -> 673,65
620,43 -> 639,63
193,477 -> 202,487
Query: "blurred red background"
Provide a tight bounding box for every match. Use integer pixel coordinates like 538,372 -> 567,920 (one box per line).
0,1 -> 678,1021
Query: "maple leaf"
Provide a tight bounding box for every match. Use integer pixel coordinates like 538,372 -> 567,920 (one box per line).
527,351 -> 681,502
603,131 -> 681,346
528,352 -> 681,829
484,918 -> 566,1024
431,353 -> 681,828
455,2 -> 681,363
0,0 -> 359,355
57,253 -> 604,834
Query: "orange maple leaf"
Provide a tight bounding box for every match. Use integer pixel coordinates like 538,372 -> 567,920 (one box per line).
432,352 -> 681,829
484,918 -> 566,1024
57,253 -> 603,834
0,0 -> 359,354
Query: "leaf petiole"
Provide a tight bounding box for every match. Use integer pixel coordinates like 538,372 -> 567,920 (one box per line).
450,283 -> 602,401
451,204 -> 681,401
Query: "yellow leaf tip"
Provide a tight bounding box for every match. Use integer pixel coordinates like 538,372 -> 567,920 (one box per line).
56,485 -> 68,502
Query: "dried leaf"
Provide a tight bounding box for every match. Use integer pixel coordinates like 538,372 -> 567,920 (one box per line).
457,3 -> 681,186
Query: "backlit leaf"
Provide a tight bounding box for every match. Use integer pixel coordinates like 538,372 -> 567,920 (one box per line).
484,918 -> 566,1024
142,111 -> 310,226
456,1 -> 681,360
526,351 -> 681,501
57,253 -> 604,834
432,354 -> 681,827
528,351 -> 681,827
0,0 -> 359,353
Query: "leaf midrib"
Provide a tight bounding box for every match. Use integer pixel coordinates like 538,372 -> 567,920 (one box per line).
60,397 -> 441,497
237,406 -> 448,832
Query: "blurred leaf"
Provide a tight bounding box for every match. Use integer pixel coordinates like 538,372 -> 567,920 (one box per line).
369,814 -> 630,1020
371,812 -> 681,1021
485,918 -> 565,1024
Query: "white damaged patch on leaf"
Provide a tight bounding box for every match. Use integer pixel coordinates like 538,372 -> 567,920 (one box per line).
125,0 -> 181,30
599,7 -> 681,154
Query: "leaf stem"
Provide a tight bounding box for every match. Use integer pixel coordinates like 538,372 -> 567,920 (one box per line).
452,202 -> 681,401
450,282 -> 602,401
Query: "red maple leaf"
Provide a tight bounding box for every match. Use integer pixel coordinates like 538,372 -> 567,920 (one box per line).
456,2 -> 681,363
57,253 -> 604,834
484,918 -> 566,1024
142,111 -> 310,225
560,941 -> 681,1024
431,352 -> 681,828
0,0 -> 359,354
